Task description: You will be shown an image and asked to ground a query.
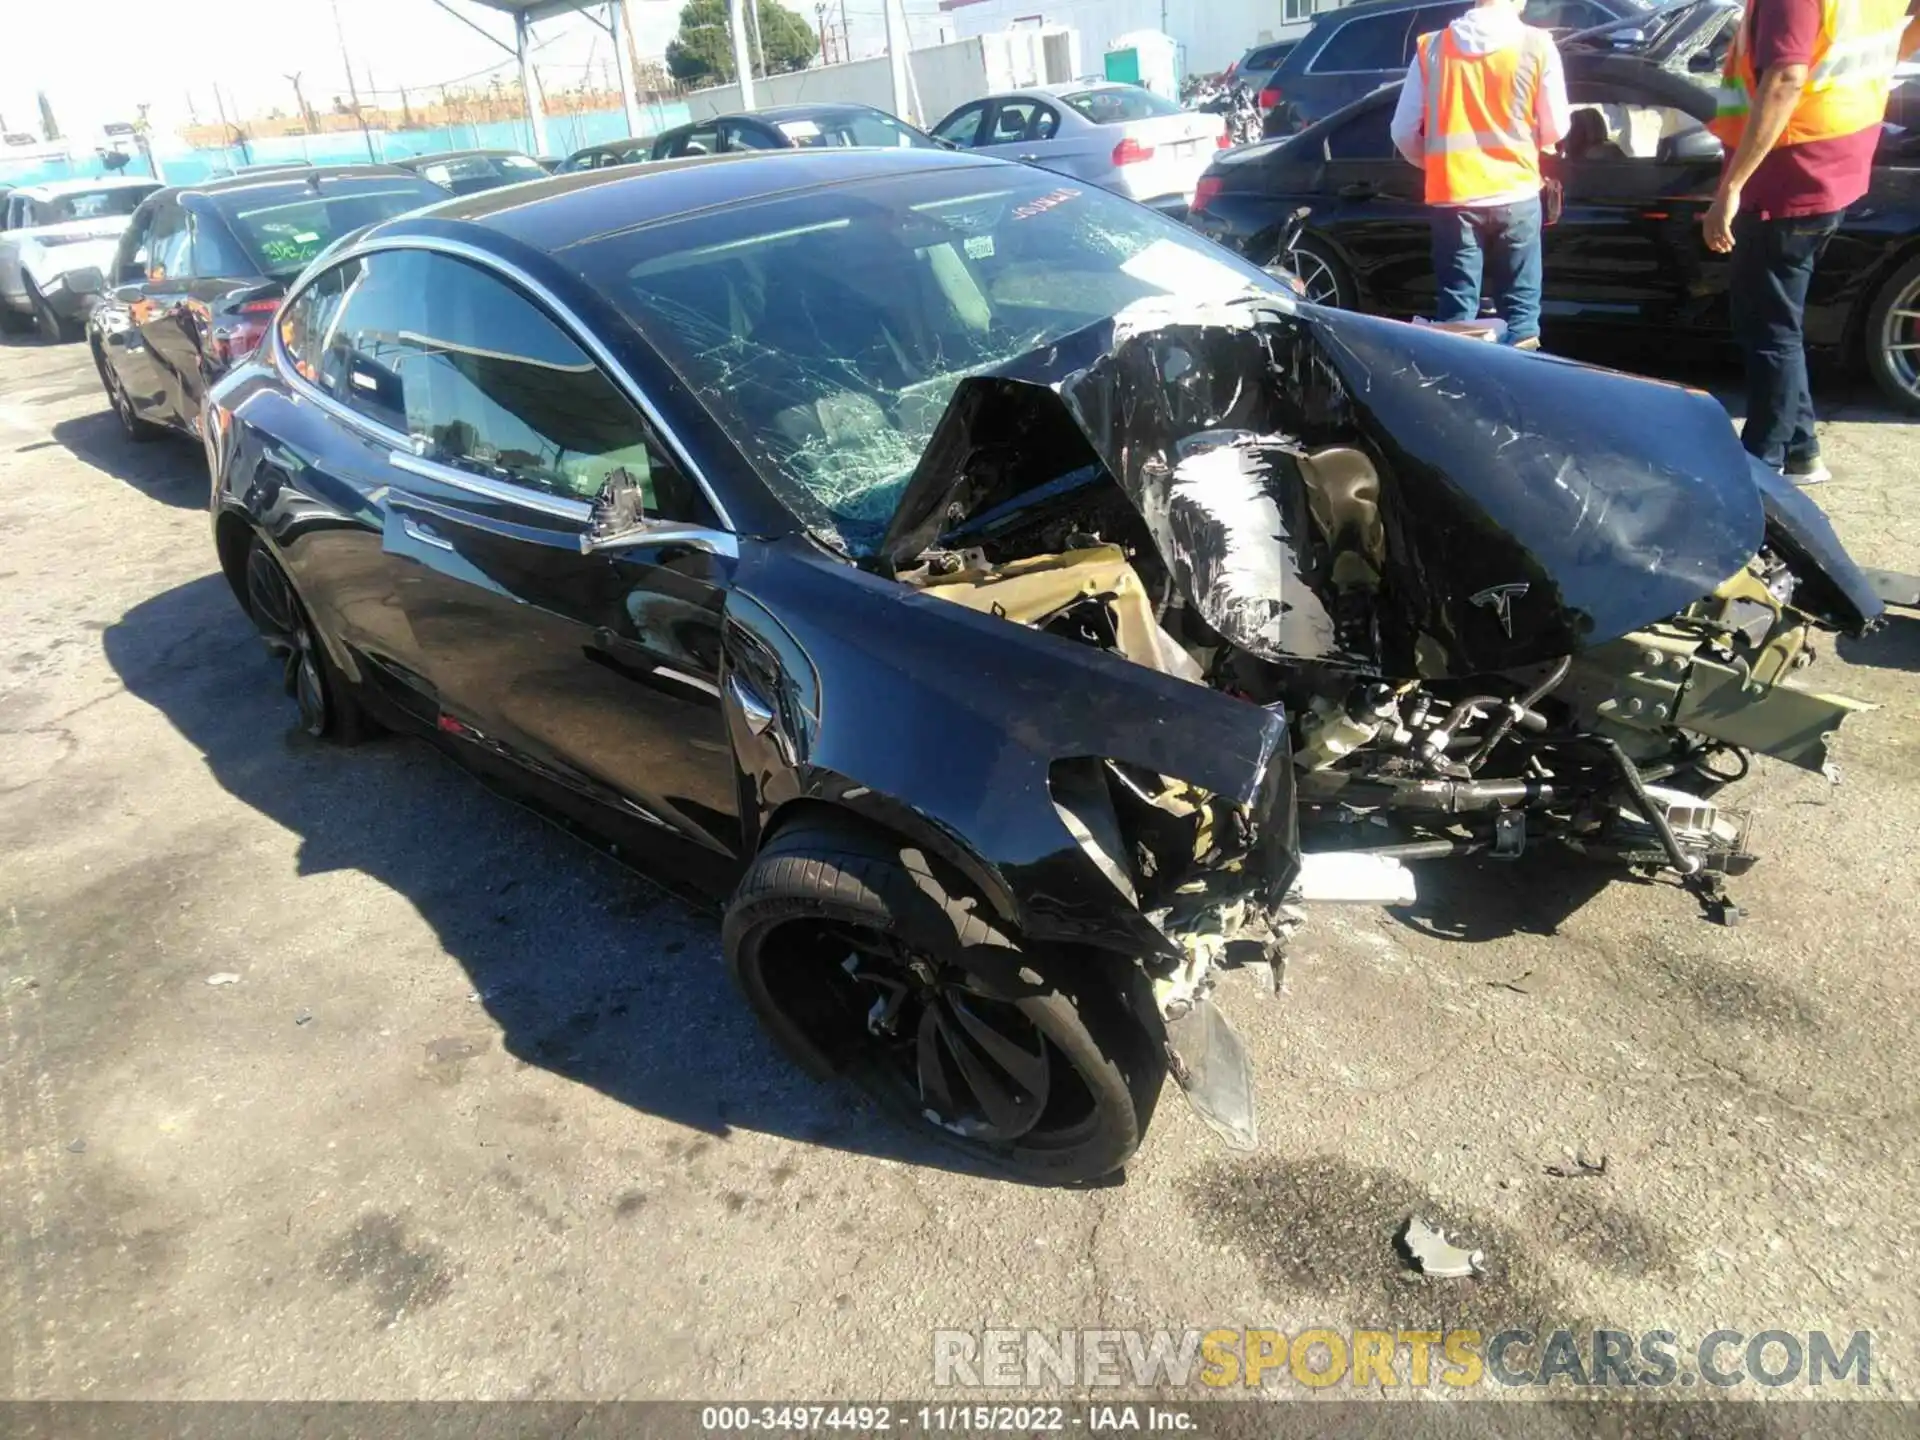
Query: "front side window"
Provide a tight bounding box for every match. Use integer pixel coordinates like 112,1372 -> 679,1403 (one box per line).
147,206 -> 191,282
933,104 -> 989,147
779,110 -> 938,148
578,169 -> 1289,552
284,249 -> 704,518
724,121 -> 783,151
662,126 -> 723,158
1310,14 -> 1416,71
114,204 -> 157,284
189,211 -> 252,277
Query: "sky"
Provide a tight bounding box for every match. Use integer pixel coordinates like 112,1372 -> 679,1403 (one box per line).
2,0 -> 955,141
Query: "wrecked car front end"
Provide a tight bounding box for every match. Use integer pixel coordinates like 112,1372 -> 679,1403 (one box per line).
719,288 -> 1882,1151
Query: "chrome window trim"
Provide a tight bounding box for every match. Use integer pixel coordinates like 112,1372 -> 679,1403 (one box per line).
271,233 -> 736,531
389,450 -> 595,524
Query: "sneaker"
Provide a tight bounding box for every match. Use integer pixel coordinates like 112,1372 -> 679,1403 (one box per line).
1784,456 -> 1832,486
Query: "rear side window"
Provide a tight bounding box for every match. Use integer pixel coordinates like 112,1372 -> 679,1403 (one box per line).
1326,103 -> 1398,159
1408,4 -> 1474,55
189,211 -> 253,278
661,125 -> 723,157
281,250 -> 708,519
1310,13 -> 1416,71
218,179 -> 447,277
1060,87 -> 1184,123
1245,42 -> 1295,70
934,103 -> 990,147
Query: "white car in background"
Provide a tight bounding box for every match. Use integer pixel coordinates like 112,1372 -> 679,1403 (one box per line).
0,176 -> 160,340
930,82 -> 1229,217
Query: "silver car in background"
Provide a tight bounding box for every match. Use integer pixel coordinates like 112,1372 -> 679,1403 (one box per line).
0,177 -> 161,340
930,82 -> 1228,216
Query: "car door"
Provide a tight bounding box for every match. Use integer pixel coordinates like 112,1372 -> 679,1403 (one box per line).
971,99 -> 1102,180
95,200 -> 170,418
1309,97 -> 1433,313
335,246 -> 741,857
1542,79 -> 1728,332
133,200 -> 198,427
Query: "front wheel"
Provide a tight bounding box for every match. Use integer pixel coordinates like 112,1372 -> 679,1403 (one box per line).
1864,253 -> 1920,414
26,279 -> 74,344
96,346 -> 164,442
723,818 -> 1165,1183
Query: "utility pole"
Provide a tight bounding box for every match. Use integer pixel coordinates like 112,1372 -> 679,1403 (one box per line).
726,0 -> 757,106
285,72 -> 313,132
328,0 -> 376,160
882,0 -> 912,122
815,2 -> 830,63
839,0 -> 851,60
747,0 -> 767,77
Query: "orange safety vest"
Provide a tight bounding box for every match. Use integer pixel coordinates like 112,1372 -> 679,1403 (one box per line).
1710,0 -> 1909,151
1415,25 -> 1554,206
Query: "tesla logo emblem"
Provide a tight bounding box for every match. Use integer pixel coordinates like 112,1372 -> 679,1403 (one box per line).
1471,582 -> 1530,637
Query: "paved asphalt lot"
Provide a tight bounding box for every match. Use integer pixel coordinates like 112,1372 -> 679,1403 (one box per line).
2,326 -> 1919,1416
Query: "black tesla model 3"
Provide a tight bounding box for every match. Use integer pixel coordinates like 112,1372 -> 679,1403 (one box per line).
202,147 -> 1883,1180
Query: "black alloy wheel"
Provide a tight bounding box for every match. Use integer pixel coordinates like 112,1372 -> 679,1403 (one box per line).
25,279 -> 72,344
724,818 -> 1165,1184
1865,254 -> 1920,414
243,536 -> 367,743
96,347 -> 163,442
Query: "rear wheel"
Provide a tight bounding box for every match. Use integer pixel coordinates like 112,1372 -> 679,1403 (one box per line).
243,535 -> 371,744
723,818 -> 1165,1183
1283,233 -> 1353,309
96,346 -> 164,442
1864,253 -> 1920,414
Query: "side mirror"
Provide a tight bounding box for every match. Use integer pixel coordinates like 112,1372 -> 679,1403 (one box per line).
63,266 -> 105,297
1664,128 -> 1725,163
580,466 -> 737,558
933,135 -> 960,151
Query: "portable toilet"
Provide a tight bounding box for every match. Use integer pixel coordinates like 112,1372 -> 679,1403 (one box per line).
1104,30 -> 1179,99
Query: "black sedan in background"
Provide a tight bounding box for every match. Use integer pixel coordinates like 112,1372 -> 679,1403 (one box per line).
1190,51 -> 1920,410
557,136 -> 656,172
393,148 -> 550,195
80,165 -> 449,441
649,103 -> 941,157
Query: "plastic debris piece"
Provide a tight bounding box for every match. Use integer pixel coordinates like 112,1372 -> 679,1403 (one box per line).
294,1009 -> 313,1026
1545,1151 -> 1608,1179
1401,1215 -> 1483,1278
205,973 -> 240,987
67,1139 -> 86,1153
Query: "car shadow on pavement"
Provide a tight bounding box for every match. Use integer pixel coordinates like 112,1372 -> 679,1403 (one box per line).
102,572 -> 1089,1186
1839,608 -> 1920,671
1388,852 -> 1620,944
51,412 -> 207,510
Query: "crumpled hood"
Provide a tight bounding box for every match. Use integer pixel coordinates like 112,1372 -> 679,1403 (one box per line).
880,294 -> 1831,679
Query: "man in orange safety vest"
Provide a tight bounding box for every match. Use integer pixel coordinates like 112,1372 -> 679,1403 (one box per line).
1702,0 -> 1919,484
1390,0 -> 1571,349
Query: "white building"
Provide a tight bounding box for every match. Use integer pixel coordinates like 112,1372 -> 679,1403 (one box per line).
937,0 -> 1350,77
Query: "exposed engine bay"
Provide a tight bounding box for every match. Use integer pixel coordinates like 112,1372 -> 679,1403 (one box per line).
866,300 -> 1885,1144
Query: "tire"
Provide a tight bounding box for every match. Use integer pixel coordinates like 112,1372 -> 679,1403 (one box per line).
242,534 -> 372,744
723,817 -> 1165,1184
95,346 -> 164,443
1283,233 -> 1353,309
1863,252 -> 1920,415
25,279 -> 74,344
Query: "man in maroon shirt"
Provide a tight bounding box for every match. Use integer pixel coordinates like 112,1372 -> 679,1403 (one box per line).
1703,0 -> 1920,484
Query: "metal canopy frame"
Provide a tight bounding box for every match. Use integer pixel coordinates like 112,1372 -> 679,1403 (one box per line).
431,0 -> 645,154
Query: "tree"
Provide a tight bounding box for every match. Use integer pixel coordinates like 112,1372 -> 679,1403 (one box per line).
666,0 -> 818,85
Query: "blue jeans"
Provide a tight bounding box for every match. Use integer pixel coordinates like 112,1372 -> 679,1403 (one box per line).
1729,208 -> 1843,471
1432,197 -> 1543,345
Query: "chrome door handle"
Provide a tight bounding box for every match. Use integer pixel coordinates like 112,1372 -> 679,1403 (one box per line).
401,515 -> 454,551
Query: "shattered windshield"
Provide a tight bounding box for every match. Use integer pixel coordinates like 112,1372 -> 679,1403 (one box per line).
575,166 -> 1283,550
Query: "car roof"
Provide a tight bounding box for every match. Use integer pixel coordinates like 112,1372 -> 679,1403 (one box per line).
175,164 -> 427,202
397,148 -> 530,164
15,176 -> 159,201
736,102 -> 891,122
376,145 -> 998,254
569,136 -> 649,155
